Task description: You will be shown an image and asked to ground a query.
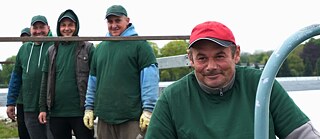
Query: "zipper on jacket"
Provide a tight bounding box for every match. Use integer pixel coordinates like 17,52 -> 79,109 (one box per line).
219,89 -> 224,96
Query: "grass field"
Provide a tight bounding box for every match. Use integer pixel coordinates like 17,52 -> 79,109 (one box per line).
0,119 -> 18,138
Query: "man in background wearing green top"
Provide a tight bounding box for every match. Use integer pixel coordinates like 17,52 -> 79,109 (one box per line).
146,21 -> 320,139
6,15 -> 53,139
83,5 -> 159,139
6,27 -> 31,139
20,27 -> 31,43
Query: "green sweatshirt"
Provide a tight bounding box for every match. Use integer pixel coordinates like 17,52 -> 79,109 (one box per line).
91,40 -> 157,124
14,41 -> 53,112
146,66 -> 309,139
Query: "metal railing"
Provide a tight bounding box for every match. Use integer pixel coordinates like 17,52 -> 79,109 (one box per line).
254,24 -> 320,139
1,30 -> 318,138
0,36 -> 189,42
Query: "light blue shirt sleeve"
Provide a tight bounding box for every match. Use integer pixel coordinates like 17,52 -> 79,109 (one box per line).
84,75 -> 96,110
140,64 -> 159,112
6,71 -> 22,106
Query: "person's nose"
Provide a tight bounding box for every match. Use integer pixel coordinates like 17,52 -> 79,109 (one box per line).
207,59 -> 218,70
35,29 -> 42,33
111,24 -> 118,29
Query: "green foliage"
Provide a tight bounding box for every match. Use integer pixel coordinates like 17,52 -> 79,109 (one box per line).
300,38 -> 320,74
148,41 -> 160,57
160,40 -> 188,57
0,56 -> 16,86
239,52 -> 251,64
159,40 -> 192,81
303,58 -> 313,76
287,53 -> 304,76
277,60 -> 291,77
316,58 -> 320,75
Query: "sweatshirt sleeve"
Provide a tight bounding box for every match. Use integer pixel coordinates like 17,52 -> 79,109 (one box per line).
85,75 -> 96,110
6,71 -> 22,106
140,64 -> 159,112
285,121 -> 320,139
39,72 -> 48,112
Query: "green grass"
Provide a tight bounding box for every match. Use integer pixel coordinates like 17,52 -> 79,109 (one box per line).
0,119 -> 19,138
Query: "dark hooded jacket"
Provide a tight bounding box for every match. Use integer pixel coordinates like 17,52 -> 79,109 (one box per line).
39,9 -> 95,113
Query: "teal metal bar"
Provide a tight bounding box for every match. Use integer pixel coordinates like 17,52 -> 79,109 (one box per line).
254,24 -> 320,139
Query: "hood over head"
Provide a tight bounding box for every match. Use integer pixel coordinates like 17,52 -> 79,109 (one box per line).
56,9 -> 79,36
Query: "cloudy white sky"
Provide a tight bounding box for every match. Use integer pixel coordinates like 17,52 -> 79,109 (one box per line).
1,0 -> 320,61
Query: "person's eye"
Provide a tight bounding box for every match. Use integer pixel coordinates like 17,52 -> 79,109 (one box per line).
197,57 -> 206,61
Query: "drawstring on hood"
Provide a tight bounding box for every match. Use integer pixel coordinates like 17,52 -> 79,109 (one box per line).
26,42 -> 44,73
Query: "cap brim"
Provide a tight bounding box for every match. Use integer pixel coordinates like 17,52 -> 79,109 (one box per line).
59,15 -> 76,22
105,13 -> 124,19
188,38 -> 235,49
31,20 -> 47,25
20,32 -> 30,36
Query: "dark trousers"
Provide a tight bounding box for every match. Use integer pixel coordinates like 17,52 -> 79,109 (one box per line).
50,117 -> 94,139
24,112 -> 49,139
16,104 -> 30,139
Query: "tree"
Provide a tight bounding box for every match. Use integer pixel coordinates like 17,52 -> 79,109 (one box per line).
148,41 -> 160,57
316,58 -> 320,75
287,52 -> 305,76
0,56 -> 16,86
303,58 -> 313,76
300,38 -> 320,74
160,40 -> 188,57
239,52 -> 251,65
277,60 -> 291,77
159,40 -> 192,81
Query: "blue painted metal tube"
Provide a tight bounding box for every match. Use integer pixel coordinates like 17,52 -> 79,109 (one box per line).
254,24 -> 320,139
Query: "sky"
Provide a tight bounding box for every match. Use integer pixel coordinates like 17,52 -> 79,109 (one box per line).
1,0 -> 320,62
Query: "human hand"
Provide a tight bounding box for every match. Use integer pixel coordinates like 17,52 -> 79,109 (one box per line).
6,106 -> 16,121
38,112 -> 47,124
139,110 -> 152,132
83,110 -> 94,130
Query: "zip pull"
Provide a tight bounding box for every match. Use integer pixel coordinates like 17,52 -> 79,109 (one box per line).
219,89 -> 223,96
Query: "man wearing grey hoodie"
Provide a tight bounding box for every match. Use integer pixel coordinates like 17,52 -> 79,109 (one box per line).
6,15 -> 53,139
38,9 -> 95,139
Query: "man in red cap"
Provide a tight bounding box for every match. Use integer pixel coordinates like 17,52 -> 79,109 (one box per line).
145,21 -> 320,138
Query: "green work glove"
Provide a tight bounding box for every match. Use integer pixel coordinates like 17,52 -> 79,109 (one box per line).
83,110 -> 94,130
139,110 -> 152,132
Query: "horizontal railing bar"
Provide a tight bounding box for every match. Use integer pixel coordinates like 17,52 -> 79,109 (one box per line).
0,36 -> 190,42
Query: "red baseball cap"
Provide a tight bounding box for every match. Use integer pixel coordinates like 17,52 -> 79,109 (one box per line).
188,21 -> 236,48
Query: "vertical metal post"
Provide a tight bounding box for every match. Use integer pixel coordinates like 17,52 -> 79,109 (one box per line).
254,24 -> 320,139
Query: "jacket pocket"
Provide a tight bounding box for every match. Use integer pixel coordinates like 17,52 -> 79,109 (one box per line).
77,53 -> 90,76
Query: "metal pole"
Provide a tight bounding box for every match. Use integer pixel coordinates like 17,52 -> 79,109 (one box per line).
254,24 -> 320,139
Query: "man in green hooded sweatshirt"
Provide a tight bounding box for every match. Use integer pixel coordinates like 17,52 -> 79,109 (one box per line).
38,9 -> 95,139
6,15 -> 53,139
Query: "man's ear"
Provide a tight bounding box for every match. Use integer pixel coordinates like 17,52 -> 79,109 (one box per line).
234,45 -> 241,64
187,50 -> 194,67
